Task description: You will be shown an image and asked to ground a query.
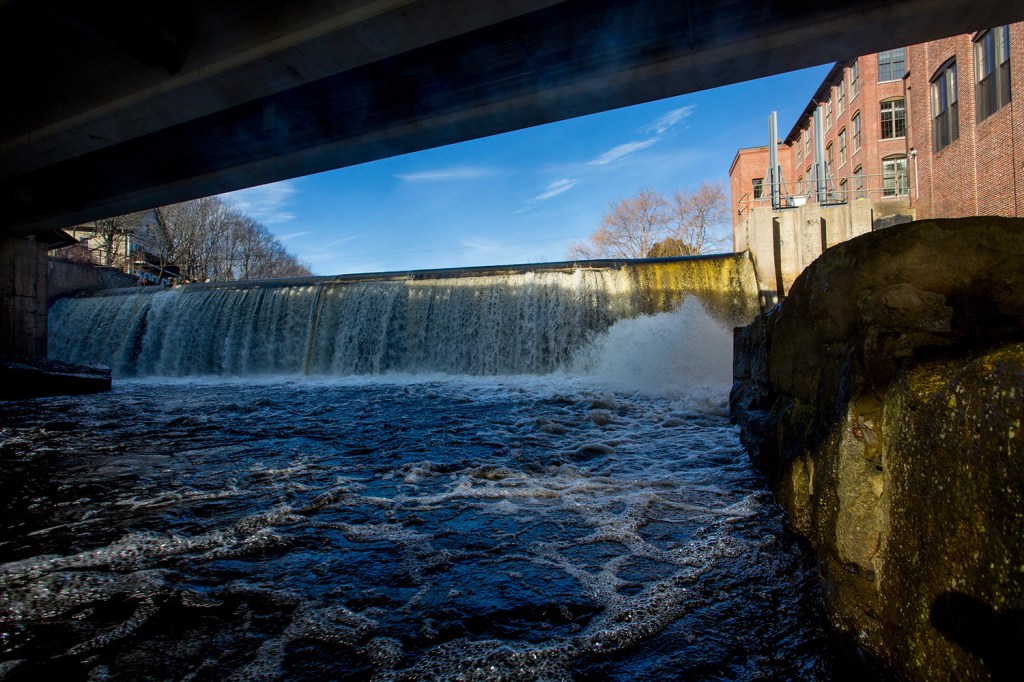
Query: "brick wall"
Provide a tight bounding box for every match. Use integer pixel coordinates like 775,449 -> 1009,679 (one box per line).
907,24 -> 1023,218
729,144 -> 793,235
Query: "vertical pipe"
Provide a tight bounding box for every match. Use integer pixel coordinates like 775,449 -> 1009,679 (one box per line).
768,112 -> 781,209
813,107 -> 827,204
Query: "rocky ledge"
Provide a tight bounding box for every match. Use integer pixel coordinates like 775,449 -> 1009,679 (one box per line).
731,217 -> 1024,679
0,357 -> 112,400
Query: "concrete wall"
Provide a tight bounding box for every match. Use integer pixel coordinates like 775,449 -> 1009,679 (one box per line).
735,202 -> 873,306
0,236 -> 48,358
48,259 -> 139,302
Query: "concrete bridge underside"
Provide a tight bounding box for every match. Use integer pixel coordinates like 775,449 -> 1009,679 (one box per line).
2,0 -> 1023,360
4,0 -> 1024,236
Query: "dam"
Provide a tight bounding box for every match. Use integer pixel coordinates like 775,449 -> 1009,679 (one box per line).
48,255 -> 759,378
0,254 -> 875,680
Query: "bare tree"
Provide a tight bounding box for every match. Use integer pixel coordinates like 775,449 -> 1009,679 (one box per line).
667,181 -> 729,255
128,197 -> 311,282
50,240 -> 94,265
568,183 -> 730,260
567,187 -> 670,259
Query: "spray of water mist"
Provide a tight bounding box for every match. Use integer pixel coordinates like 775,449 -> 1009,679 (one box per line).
567,297 -> 733,404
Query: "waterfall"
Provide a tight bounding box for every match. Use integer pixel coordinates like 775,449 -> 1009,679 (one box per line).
48,257 -> 758,378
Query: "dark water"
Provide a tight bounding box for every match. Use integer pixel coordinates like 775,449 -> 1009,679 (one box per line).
1,376 -> 847,681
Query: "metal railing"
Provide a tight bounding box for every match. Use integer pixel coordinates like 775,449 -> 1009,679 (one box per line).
737,171 -> 909,217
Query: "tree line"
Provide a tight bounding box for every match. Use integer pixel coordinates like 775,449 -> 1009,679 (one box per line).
567,181 -> 728,259
54,196 -> 312,282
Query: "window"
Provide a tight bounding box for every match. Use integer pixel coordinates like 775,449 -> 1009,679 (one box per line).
804,128 -> 811,158
837,79 -> 846,115
850,59 -> 860,99
839,177 -> 848,201
752,178 -> 764,199
838,128 -> 847,167
795,133 -> 802,162
880,99 -> 906,138
975,26 -> 1012,122
852,112 -> 862,151
878,48 -> 907,81
931,60 -> 959,151
825,99 -> 833,130
854,165 -> 864,198
882,155 -> 908,196
826,142 -> 834,170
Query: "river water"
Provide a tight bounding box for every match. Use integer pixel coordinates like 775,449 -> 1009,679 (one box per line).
3,282 -> 855,680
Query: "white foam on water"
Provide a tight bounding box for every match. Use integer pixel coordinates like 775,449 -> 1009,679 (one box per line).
566,297 -> 733,403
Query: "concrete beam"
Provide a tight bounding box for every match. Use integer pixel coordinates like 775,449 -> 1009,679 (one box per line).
2,0 -> 1022,235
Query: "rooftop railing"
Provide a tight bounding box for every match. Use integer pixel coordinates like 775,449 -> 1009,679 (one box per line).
737,171 -> 909,217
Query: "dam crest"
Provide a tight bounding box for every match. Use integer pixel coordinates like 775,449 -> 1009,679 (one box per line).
48,255 -> 758,378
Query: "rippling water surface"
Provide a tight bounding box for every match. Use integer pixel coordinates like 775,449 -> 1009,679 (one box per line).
6,299 -> 856,679
1,375 -> 848,680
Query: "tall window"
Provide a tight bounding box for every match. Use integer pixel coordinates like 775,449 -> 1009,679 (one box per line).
826,142 -> 834,170
850,59 -> 860,99
931,60 -> 959,151
880,99 -> 906,138
878,48 -> 907,81
804,128 -> 811,158
839,177 -> 848,202
838,128 -> 847,167
752,178 -> 764,199
975,26 -> 1012,122
837,80 -> 846,114
852,112 -> 862,151
882,155 -> 908,196
825,100 -> 833,130
795,133 -> 802,162
853,165 -> 864,198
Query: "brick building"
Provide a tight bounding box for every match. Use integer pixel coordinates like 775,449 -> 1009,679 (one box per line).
730,22 -> 1023,236
906,25 -> 1023,218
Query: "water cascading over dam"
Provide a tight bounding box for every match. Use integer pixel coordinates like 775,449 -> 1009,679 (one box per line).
48,256 -> 759,378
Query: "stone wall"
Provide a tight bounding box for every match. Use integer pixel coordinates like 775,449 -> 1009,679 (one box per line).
731,217 -> 1024,678
48,259 -> 138,302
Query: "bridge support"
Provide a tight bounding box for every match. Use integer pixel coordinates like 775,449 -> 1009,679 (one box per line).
1,236 -> 49,359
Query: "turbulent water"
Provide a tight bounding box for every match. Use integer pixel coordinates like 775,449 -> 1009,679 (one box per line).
3,272 -> 859,679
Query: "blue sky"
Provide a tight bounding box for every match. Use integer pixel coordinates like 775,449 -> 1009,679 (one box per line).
221,64 -> 831,275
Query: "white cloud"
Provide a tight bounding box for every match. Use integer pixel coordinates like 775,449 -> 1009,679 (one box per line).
220,180 -> 298,224
588,138 -> 659,166
580,105 -> 695,169
515,178 -> 581,214
324,234 -> 361,248
532,178 -> 580,201
396,166 -> 497,183
278,230 -> 311,241
645,105 -> 696,135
